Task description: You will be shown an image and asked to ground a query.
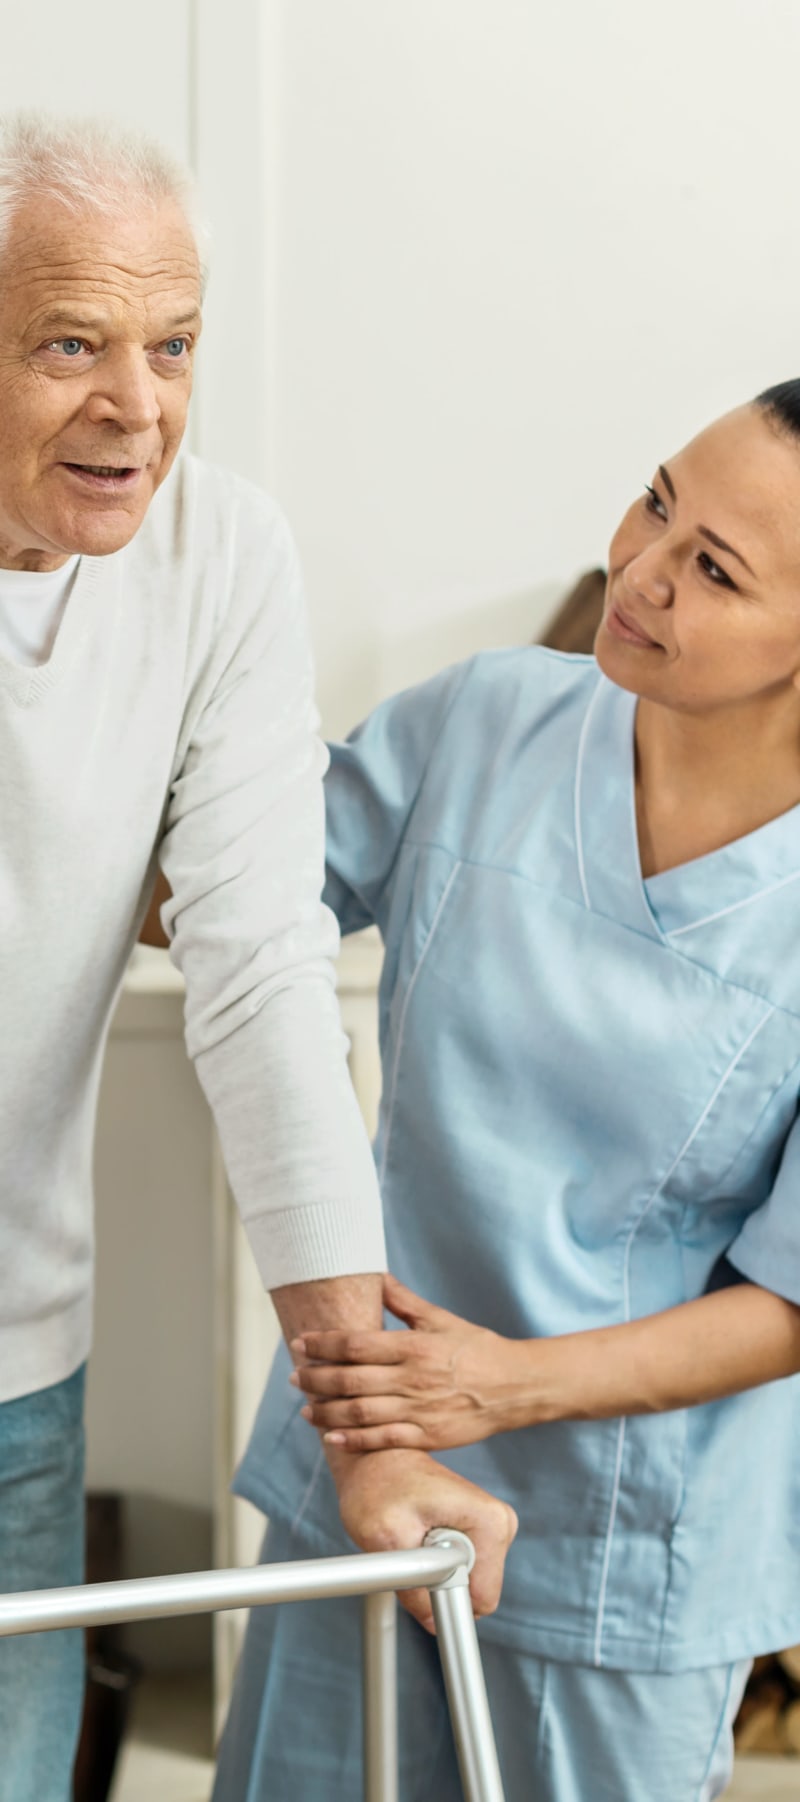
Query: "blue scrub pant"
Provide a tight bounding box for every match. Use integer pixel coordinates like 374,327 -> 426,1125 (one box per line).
214,1517 -> 751,1802
0,1365 -> 86,1802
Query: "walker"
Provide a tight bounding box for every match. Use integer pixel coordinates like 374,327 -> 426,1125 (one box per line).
0,1527 -> 506,1801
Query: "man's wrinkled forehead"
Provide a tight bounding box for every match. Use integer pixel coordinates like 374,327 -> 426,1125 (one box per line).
0,198 -> 202,335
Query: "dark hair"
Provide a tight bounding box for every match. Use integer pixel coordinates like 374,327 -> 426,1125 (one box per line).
755,379 -> 800,441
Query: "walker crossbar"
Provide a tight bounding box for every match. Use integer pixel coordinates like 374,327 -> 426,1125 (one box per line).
0,1527 -> 506,1802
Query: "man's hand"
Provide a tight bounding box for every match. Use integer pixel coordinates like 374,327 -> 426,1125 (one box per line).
292,1273 -> 525,1451
274,1275 -> 517,1629
332,1448 -> 518,1632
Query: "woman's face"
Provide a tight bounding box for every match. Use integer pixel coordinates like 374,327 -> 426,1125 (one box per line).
595,405 -> 800,715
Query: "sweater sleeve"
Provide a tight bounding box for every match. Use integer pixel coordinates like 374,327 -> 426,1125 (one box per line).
158,494 -> 386,1290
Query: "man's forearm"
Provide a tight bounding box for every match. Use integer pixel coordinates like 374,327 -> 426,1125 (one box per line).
271,1273 -> 384,1485
272,1273 -> 383,1345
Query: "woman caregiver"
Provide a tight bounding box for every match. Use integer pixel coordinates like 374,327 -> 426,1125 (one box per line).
213,382 -> 800,1801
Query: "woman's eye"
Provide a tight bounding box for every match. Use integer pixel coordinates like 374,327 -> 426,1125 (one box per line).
697,550 -> 735,590
643,484 -> 667,520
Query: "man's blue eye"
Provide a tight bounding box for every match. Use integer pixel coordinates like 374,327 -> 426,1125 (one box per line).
164,338 -> 186,357
53,339 -> 83,356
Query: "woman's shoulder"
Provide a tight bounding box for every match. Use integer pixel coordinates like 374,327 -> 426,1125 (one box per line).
472,642 -> 598,685
447,644 -> 601,735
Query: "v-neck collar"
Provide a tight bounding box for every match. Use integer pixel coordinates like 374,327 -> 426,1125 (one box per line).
575,669 -> 800,942
0,554 -> 105,706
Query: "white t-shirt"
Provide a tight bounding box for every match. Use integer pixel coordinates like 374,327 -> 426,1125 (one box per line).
0,557 -> 79,666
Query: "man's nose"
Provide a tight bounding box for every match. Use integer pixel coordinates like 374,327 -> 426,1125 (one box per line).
83,347 -> 161,434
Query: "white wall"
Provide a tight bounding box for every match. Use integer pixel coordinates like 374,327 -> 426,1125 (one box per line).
224,0 -> 800,733
9,2 -> 797,734
0,3 -> 192,145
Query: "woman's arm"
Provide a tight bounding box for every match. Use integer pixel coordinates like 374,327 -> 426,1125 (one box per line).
291,1271 -> 800,1452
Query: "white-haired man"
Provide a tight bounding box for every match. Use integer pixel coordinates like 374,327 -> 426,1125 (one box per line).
0,115 -> 515,1799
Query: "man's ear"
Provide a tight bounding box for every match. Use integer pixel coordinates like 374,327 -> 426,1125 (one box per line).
139,870 -> 172,948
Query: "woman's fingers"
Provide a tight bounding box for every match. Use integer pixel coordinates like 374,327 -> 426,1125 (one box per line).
301,1393 -> 413,1429
292,1279 -> 458,1364
290,1329 -> 404,1365
323,1423 -> 430,1452
292,1360 -> 413,1399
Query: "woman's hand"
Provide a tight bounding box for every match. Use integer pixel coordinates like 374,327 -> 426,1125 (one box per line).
291,1274 -> 529,1451
297,1279 -> 800,1453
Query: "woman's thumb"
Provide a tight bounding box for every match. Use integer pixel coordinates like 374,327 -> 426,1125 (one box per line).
383,1272 -> 448,1329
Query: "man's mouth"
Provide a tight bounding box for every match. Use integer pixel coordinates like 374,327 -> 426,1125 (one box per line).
61,462 -> 143,489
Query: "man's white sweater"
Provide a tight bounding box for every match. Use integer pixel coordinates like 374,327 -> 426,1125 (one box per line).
0,454 -> 386,1402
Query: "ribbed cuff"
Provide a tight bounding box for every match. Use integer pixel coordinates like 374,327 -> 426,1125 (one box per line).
244,1196 -> 387,1291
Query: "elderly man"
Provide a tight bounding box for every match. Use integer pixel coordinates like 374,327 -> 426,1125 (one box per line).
0,114 -> 515,1799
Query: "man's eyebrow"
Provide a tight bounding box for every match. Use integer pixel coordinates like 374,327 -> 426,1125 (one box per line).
33,310 -> 107,335
33,306 -> 202,336
657,462 -> 756,578
162,309 -> 203,331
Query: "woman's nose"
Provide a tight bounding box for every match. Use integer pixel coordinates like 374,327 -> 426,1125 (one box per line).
621,551 -> 672,610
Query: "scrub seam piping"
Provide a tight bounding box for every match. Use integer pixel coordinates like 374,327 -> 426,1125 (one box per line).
378,861 -> 463,1188
667,868 -> 800,938
592,1001 -> 776,1667
573,674 -> 605,909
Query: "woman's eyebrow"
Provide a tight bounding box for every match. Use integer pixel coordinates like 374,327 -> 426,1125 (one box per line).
698,525 -> 755,577
657,463 -> 756,577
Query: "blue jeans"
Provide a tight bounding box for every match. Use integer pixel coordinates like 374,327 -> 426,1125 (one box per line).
0,1365 -> 86,1802
214,1516 -> 751,1802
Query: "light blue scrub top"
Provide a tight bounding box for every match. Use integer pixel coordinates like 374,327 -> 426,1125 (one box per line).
236,648 -> 800,1673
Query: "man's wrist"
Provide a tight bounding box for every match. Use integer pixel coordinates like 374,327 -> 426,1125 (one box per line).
326,1441 -> 432,1492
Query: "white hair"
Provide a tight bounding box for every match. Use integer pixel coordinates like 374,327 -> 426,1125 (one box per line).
0,112 -> 210,286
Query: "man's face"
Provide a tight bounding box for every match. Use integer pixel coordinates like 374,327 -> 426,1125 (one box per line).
0,195 -> 202,570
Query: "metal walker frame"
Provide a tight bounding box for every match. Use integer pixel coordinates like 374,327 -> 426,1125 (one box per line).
0,1527 -> 505,1802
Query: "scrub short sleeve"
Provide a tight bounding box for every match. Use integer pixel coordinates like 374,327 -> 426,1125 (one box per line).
727,1105 -> 800,1306
324,659 -> 472,935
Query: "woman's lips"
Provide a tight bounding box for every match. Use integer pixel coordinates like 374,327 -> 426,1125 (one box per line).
605,602 -> 662,649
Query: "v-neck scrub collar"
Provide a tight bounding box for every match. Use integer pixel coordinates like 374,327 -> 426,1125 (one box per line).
576,672 -> 800,943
